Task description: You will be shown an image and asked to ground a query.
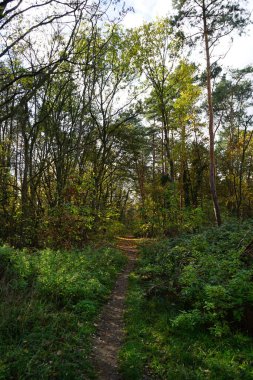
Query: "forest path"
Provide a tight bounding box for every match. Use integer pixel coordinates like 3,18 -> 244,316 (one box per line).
91,237 -> 140,380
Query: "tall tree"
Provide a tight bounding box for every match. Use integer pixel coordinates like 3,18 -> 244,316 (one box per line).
173,0 -> 250,225
130,18 -> 183,182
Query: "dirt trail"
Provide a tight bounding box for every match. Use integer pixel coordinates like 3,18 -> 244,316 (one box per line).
91,237 -> 139,380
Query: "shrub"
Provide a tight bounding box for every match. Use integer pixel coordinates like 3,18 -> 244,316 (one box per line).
138,219 -> 253,335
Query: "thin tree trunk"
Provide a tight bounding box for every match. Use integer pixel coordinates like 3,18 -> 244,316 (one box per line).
203,1 -> 222,226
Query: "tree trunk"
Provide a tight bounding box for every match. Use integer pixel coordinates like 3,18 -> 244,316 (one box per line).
203,1 -> 222,226
163,122 -> 174,182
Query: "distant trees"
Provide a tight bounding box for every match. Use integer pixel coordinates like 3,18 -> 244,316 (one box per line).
214,67 -> 253,218
130,18 -> 182,182
127,19 -> 205,234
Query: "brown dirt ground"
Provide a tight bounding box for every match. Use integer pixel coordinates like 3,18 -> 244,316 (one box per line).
91,237 -> 139,380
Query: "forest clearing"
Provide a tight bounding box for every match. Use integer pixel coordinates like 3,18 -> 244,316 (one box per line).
1,0 -> 253,379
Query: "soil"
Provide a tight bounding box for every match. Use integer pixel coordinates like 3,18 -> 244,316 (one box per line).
91,237 -> 139,380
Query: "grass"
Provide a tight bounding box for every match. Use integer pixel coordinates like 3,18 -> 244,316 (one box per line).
120,220 -> 253,379
0,245 -> 127,379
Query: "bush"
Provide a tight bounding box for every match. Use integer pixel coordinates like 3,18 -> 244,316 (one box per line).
139,219 -> 253,335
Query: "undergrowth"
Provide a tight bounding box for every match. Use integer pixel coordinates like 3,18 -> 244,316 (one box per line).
0,245 -> 126,379
120,219 -> 253,379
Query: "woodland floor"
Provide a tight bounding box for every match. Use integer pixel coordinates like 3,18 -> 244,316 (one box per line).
91,237 -> 139,380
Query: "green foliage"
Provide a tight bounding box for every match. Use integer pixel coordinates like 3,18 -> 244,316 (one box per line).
139,219 -> 253,333
0,245 -> 126,379
120,220 -> 253,379
41,204 -> 94,249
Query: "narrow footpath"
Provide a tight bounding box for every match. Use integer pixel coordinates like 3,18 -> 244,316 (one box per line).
91,237 -> 139,380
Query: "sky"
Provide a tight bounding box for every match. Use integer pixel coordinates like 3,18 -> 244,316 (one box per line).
122,0 -> 253,70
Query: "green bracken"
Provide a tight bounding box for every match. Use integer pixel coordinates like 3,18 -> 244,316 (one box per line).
0,246 -> 126,379
120,219 -> 253,379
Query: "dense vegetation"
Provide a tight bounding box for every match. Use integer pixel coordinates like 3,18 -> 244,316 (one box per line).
120,220 -> 253,379
1,0 -> 253,379
0,245 -> 126,379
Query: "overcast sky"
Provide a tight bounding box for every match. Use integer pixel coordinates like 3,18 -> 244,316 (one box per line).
122,0 -> 253,69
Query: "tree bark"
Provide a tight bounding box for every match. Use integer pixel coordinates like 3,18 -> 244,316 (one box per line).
203,0 -> 222,226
